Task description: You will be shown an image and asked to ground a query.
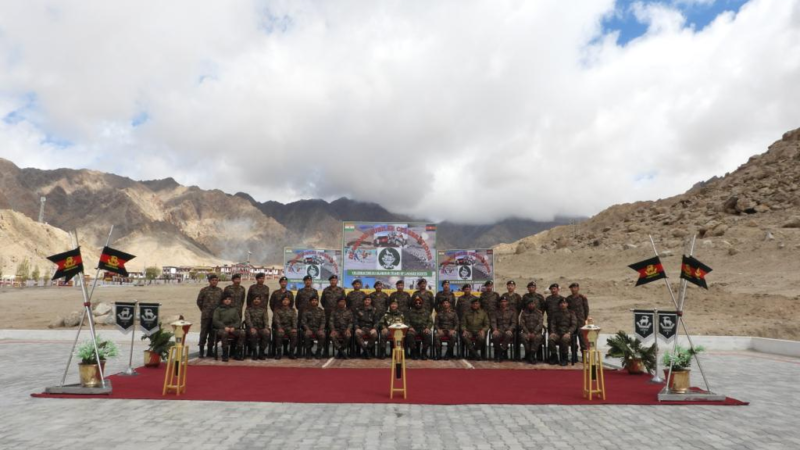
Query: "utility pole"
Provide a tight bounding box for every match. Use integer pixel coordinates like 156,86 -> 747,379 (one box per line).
38,197 -> 46,223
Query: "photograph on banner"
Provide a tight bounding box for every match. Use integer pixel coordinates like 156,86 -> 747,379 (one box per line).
342,222 -> 437,292
437,249 -> 494,294
284,248 -> 342,291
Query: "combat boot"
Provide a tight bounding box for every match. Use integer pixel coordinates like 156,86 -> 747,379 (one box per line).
275,347 -> 282,360
221,346 -> 230,362
288,345 -> 297,360
258,345 -> 267,360
250,345 -> 258,360
235,346 -> 245,361
548,353 -> 558,365
560,352 -> 568,366
198,347 -> 205,359
446,347 -> 454,360
315,346 -> 323,359
421,348 -> 428,361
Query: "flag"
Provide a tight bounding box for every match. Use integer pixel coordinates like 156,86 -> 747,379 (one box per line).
47,247 -> 84,282
114,302 -> 136,334
628,256 -> 667,286
680,255 -> 712,289
139,303 -> 160,336
658,311 -> 679,342
633,310 -> 655,341
98,246 -> 135,277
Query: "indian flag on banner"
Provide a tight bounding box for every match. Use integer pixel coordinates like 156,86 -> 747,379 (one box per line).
344,223 -> 355,231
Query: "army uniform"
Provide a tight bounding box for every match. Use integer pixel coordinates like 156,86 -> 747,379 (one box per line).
273,305 -> 298,358
434,290 -> 456,313
269,289 -> 295,312
379,308 -> 406,346
371,290 -> 390,315
519,307 -> 544,362
455,293 -> 478,320
346,290 -> 367,311
244,304 -> 271,359
480,291 -> 500,320
461,306 -> 490,358
567,293 -> 590,349
412,289 -> 435,313
247,283 -> 270,308
389,291 -> 412,315
223,284 -> 247,318
295,286 -> 319,317
545,294 -> 566,329
492,307 -> 518,358
500,292 -> 523,313
354,305 -> 379,356
321,285 -> 346,322
522,292 -> 546,313
405,306 -> 432,358
328,307 -> 353,355
196,284 -> 223,355
213,302 -> 244,361
548,308 -> 577,363
301,306 -> 327,358
434,307 -> 459,358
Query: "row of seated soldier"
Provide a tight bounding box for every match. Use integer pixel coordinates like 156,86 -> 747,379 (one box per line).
196,272 -> 590,365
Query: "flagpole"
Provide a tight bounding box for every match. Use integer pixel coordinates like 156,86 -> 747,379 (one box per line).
648,235 -> 683,392
648,235 -> 680,308
60,231 -> 85,386
121,302 -> 139,376
88,226 -> 114,302
73,229 -> 107,388
650,309 -> 663,383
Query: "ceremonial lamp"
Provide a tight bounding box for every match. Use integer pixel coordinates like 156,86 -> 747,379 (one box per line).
388,322 -> 409,399
580,318 -> 606,400
163,319 -> 191,396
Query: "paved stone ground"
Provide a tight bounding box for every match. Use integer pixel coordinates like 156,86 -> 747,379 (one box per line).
1,340 -> 799,450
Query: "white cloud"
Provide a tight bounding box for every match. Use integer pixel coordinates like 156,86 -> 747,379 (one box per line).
1,0 -> 799,223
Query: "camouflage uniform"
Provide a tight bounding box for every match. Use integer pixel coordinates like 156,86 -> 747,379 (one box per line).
294,286 -> 319,325
405,306 -> 432,356
519,308 -> 544,359
545,294 -> 566,329
480,291 -> 500,320
412,289 -> 435,313
434,290 -> 456,313
455,293 -> 477,320
328,307 -> 353,352
461,307 -> 490,357
273,305 -> 298,355
371,290 -> 390,315
301,306 -> 327,356
434,308 -> 459,356
491,307 -> 518,355
389,291 -> 412,315
269,289 -> 295,313
354,305 -> 379,352
321,285 -> 346,322
522,292 -> 546,313
196,285 -> 223,352
213,303 -> 244,356
244,304 -> 271,358
223,284 -> 247,318
379,309 -> 406,344
500,292 -> 523,313
346,290 -> 367,311
247,283 -> 270,308
567,293 -> 590,349
548,308 -> 577,360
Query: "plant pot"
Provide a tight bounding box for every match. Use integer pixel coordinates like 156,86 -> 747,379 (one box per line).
78,361 -> 107,387
625,358 -> 645,374
144,350 -> 162,368
664,368 -> 691,394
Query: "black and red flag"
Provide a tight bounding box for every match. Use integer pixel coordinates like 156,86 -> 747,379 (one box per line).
680,255 -> 712,289
47,247 -> 84,282
628,256 -> 667,286
98,246 -> 136,277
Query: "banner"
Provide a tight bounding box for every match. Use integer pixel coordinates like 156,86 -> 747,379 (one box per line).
658,311 -> 678,342
680,255 -> 712,289
343,222 -> 437,290
633,310 -> 655,341
628,256 -> 667,286
115,302 -> 136,334
139,303 -> 160,336
47,247 -> 84,282
283,248 -> 342,291
98,246 -> 136,277
437,249 -> 493,293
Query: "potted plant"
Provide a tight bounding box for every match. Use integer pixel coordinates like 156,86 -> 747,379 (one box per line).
605,331 -> 656,375
141,325 -> 175,368
76,335 -> 119,387
662,345 -> 705,393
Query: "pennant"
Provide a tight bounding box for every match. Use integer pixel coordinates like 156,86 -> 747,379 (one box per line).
98,246 -> 135,277
658,311 -> 678,342
628,256 -> 667,286
680,255 -> 712,289
47,247 -> 84,282
139,303 -> 160,336
633,310 -> 655,341
115,302 -> 136,334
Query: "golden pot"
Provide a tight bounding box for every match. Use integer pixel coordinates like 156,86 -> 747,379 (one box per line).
78,361 -> 106,388
625,358 -> 644,374
143,350 -> 161,368
665,369 -> 691,394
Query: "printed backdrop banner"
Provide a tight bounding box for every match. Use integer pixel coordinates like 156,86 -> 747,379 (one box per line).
658,311 -> 679,342
633,310 -> 655,341
138,303 -> 160,336
283,248 -> 342,291
342,222 -> 437,290
437,249 -> 494,293
114,302 -> 137,334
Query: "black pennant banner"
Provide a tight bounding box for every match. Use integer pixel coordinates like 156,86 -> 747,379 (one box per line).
139,303 -> 160,336
115,302 -> 136,334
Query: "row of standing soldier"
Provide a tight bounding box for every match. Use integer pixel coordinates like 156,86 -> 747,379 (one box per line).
196,272 -> 589,365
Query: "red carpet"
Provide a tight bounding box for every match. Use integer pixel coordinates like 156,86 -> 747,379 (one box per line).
32,365 -> 747,405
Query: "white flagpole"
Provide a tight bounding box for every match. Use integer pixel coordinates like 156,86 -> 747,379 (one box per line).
88,226 -> 114,302
60,231 -> 84,386
121,302 -> 139,376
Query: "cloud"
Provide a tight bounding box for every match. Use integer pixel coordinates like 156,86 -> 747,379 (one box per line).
1,0 -> 799,224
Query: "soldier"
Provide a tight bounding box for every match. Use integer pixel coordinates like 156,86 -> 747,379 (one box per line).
519,299 -> 544,364
295,275 -> 319,316
244,295 -> 270,360
213,294 -> 245,362
354,296 -> 379,359
522,281 -> 546,313
321,275 -> 346,358
545,283 -> 565,330
548,297 -> 577,366
269,276 -> 295,312
371,281 -> 390,315
480,280 -> 500,320
456,284 -> 477,320
301,297 -> 327,359
500,280 -> 523,313
223,273 -> 247,318
461,298 -> 490,360
434,280 -> 456,313
405,296 -> 432,360
492,296 -> 517,362
566,282 -> 590,352
412,278 -> 435,314
196,273 -> 223,358
434,298 -> 458,360
379,300 -> 405,358
273,296 -> 298,360
246,272 -> 270,308
346,279 -> 367,311
329,297 -> 353,359
389,279 -> 411,315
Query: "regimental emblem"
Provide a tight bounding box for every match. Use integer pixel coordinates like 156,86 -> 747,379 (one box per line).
378,247 -> 401,270
64,256 -> 76,269
107,255 -> 119,268
645,264 -> 657,277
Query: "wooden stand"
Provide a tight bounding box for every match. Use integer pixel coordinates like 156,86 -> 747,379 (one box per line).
162,343 -> 189,396
582,348 -> 606,400
388,324 -> 409,399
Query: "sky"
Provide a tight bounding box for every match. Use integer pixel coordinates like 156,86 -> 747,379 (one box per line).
1,0 -> 799,224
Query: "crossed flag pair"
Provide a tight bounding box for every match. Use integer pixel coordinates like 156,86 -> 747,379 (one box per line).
629,254 -> 712,289
47,246 -> 136,282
